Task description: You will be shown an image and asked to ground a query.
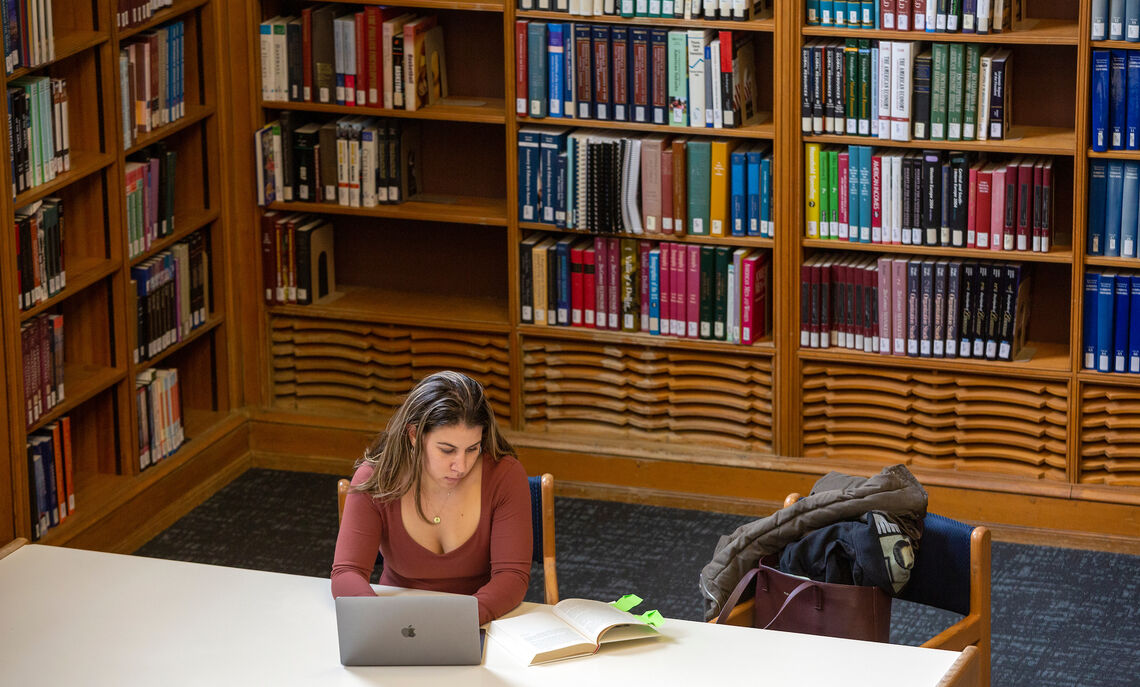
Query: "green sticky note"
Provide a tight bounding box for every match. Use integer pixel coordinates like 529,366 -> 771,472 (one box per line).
610,594 -> 643,612
638,610 -> 664,627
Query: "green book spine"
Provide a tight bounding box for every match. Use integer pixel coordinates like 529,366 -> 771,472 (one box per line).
828,148 -> 840,234
687,139 -> 712,235
844,40 -> 858,135
713,246 -> 730,341
858,39 -> 871,136
930,43 -> 949,142
699,245 -> 715,339
667,31 -> 688,127
818,147 -> 831,238
962,44 -> 982,141
948,0 -> 962,31
947,43 -> 965,142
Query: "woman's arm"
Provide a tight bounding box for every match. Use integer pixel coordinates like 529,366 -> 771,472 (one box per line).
472,459 -> 533,624
331,466 -> 382,598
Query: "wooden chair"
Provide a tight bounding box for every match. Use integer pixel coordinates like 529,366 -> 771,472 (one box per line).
716,493 -> 991,687
337,473 -> 559,605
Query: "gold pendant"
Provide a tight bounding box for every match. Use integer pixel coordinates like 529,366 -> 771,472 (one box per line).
432,516 -> 441,524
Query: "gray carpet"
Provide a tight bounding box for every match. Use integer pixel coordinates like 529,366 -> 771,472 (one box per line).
135,469 -> 1140,686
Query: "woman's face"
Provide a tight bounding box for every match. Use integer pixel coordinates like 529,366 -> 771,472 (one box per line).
414,422 -> 484,490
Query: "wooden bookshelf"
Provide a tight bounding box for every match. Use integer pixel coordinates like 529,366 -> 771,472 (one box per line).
261,97 -> 507,124
268,196 -> 509,226
802,18 -> 1080,44
516,9 -> 776,31
803,126 -> 1077,156
801,239 -> 1076,263
521,114 -> 777,140
521,222 -> 776,247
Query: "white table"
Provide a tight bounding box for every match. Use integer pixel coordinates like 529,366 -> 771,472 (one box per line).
0,544 -> 975,686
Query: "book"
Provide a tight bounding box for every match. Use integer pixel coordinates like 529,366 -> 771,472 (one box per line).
487,599 -> 660,665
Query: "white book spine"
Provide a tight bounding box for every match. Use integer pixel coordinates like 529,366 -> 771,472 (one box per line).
978,0 -> 992,33
686,31 -> 707,130
274,22 -> 288,105
890,154 -> 903,244
878,43 -> 893,141
926,1 -> 937,32
890,42 -> 913,142
260,24 -> 274,101
977,54 -> 992,141
710,40 -> 723,129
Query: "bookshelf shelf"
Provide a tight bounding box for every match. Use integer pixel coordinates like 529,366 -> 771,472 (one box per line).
801,239 -> 1075,263
261,97 -> 507,125
1086,256 -> 1140,268
268,284 -> 511,332
134,316 -> 225,375
13,151 -> 116,209
1087,148 -> 1140,160
124,105 -> 216,156
343,0 -> 505,11
129,208 -> 221,268
27,365 -> 127,435
118,0 -> 212,41
1078,369 -> 1140,385
519,324 -> 776,356
797,341 -> 1072,379
520,222 -> 775,248
520,115 -> 776,140
4,30 -> 109,83
268,196 -> 509,226
17,257 -> 121,323
1091,39 -> 1140,48
802,19 -> 1080,45
515,9 -> 775,31
803,126 -> 1076,155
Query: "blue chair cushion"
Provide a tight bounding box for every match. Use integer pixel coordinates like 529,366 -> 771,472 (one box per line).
529,476 -> 543,565
899,512 -> 973,616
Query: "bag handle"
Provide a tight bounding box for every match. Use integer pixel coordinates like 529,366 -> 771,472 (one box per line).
761,580 -> 824,631
715,567 -> 760,625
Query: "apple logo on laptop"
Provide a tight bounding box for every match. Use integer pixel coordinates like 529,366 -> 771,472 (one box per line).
401,625 -> 416,638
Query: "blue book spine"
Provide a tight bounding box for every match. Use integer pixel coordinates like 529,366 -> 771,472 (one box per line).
648,249 -> 660,335
31,447 -> 47,536
1123,161 -> 1139,258
1098,272 -> 1117,372
1112,0 -> 1127,40
548,25 -> 564,117
517,129 -> 541,222
858,145 -> 872,240
1131,275 -> 1140,372
1090,160 -> 1109,256
1128,0 -> 1140,41
807,0 -> 821,24
821,0 -> 834,26
557,241 -> 571,325
1107,161 -> 1125,257
860,0 -> 873,25
847,145 -> 860,241
760,154 -> 773,237
575,25 -> 594,120
1116,274 -> 1132,372
540,132 -> 560,224
1094,0 -> 1109,40
746,149 -> 762,237
1085,271 -> 1101,370
41,441 -> 58,527
730,149 -> 746,236
649,29 -> 668,126
1110,50 -> 1127,150
1093,50 -> 1111,152
963,0 -> 977,32
563,24 -> 574,116
555,149 -> 568,229
527,23 -> 548,118
1129,52 -> 1140,148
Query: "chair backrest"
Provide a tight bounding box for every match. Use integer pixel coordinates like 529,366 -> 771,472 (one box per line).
900,512 -> 974,615
337,472 -> 559,604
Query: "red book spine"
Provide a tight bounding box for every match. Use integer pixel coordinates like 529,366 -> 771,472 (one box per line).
672,242 -> 685,336
1041,161 -> 1053,252
799,260 -> 811,346
593,237 -> 607,328
354,13 -> 367,107
607,237 -> 620,330
880,0 -> 896,29
1003,161 -> 1017,250
651,37 -> 667,125
838,151 -> 850,239
515,21 -> 528,117
570,244 -> 584,326
686,244 -> 700,338
863,264 -> 875,350
742,254 -> 757,345
659,243 -> 671,335
809,260 -> 821,347
38,316 -> 50,418
1016,160 -> 1033,251
1032,161 -> 1044,252
871,153 -> 883,240
583,247 -> 596,328
612,31 -> 629,122
639,242 -> 651,331
896,0 -> 911,31
302,8 -> 314,101
913,0 -> 926,31
631,32 -> 649,123
967,164 -> 979,248
22,326 -> 32,426
260,212 -> 278,303
975,167 -> 993,250
575,30 -> 593,119
593,31 -> 611,120
661,148 -> 674,234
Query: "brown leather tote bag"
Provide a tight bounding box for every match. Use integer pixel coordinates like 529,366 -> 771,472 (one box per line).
716,555 -> 892,642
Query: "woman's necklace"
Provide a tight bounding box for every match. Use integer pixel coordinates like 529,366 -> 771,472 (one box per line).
426,486 -> 453,525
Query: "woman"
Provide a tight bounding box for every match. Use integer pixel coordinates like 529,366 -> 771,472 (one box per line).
331,371 -> 532,624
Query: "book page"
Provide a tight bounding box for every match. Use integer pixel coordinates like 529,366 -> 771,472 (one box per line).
488,607 -> 593,662
551,599 -> 659,644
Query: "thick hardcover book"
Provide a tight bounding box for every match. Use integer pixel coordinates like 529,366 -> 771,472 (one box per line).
631,28 -> 650,123
1122,161 -> 1139,258
983,260 -> 1003,360
929,43 -> 948,141
1089,160 -> 1108,256
912,49 -> 933,140
919,259 -> 934,357
611,27 -> 629,121
971,261 -> 989,357
519,234 -> 540,324
698,245 -> 715,338
1131,275 -> 1140,372
1097,272 -> 1115,372
668,30 -> 688,126
988,48 -> 1012,140
528,23 -> 548,118
592,25 -> 612,120
1116,271 -> 1131,371
687,139 -> 712,235
933,260 -> 948,357
650,29 -> 668,125
946,44 -> 965,141
1093,50 -> 1111,152
1106,160 -> 1125,257
998,262 -> 1028,361
1084,271 -> 1099,369
905,260 -> 920,356
574,25 -> 593,119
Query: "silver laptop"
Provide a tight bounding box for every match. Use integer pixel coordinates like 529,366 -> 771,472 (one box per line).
335,595 -> 483,666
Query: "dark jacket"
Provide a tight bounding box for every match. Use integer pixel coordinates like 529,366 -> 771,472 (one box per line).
699,464 -> 927,621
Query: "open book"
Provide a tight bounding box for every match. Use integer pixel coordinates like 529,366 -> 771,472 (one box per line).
487,598 -> 661,665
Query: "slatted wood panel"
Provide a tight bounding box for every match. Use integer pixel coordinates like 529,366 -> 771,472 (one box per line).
271,317 -> 510,422
1080,385 -> 1140,487
522,338 -> 773,452
801,363 -> 1068,480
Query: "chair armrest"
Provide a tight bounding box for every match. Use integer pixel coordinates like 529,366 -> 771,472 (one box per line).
936,645 -> 979,687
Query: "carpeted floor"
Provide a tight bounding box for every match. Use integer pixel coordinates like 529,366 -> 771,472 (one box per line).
134,469 -> 1140,686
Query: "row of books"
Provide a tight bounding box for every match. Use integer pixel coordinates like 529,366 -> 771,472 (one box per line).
21,311 -> 64,429
800,253 -> 1033,362
7,76 -> 71,198
126,142 -> 178,259
802,39 -> 1013,142
25,416 -> 73,541
806,0 -> 1020,33
14,197 -> 64,311
518,23 -> 763,131
137,367 -> 184,470
1088,159 -> 1140,259
259,211 -> 337,306
130,232 -> 210,364
1090,49 -> 1140,153
1085,270 -> 1140,374
521,127 -> 775,238
255,115 -> 421,207
119,21 -> 186,150
259,7 -> 448,111
2,0 -> 55,75
805,145 -> 1056,252
1092,0 -> 1140,41
521,233 -> 772,343
517,0 -> 769,20
117,0 -> 174,30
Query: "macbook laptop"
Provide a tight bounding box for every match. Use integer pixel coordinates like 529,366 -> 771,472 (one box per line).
335,595 -> 483,666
